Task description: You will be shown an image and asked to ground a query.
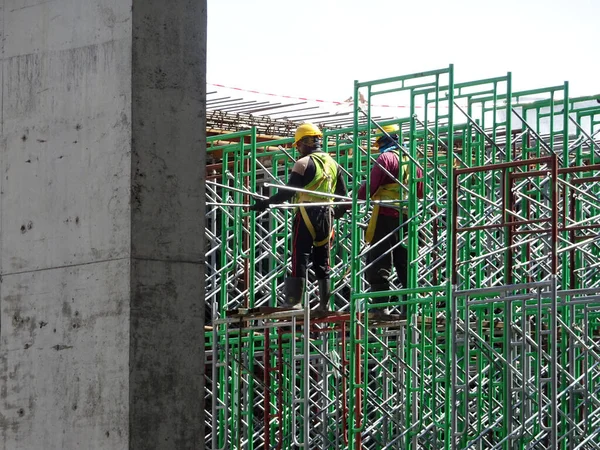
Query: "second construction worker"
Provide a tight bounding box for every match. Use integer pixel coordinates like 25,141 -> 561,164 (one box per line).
250,123 -> 348,311
358,124 -> 423,319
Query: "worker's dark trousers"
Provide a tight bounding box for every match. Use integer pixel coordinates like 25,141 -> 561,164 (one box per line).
365,214 -> 409,302
291,207 -> 332,280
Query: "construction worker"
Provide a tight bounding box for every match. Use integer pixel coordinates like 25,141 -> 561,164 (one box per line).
358,124 -> 423,319
250,123 -> 348,311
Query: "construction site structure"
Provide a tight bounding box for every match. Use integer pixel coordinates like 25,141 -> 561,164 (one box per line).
204,66 -> 600,449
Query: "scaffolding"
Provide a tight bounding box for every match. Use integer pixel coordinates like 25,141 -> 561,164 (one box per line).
204,66 -> 600,449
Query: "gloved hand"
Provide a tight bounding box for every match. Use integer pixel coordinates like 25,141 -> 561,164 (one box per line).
249,199 -> 269,212
333,206 -> 347,219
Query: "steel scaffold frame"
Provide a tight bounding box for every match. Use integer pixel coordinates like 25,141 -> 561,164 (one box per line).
204,67 -> 600,449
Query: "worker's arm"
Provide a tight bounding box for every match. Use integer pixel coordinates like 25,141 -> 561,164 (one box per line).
357,182 -> 367,200
333,166 -> 349,218
368,153 -> 394,198
357,153 -> 390,200
334,167 -> 348,199
268,171 -> 303,204
416,166 -> 424,199
250,157 -> 311,211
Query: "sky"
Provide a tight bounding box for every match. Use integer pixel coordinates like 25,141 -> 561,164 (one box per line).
207,0 -> 599,106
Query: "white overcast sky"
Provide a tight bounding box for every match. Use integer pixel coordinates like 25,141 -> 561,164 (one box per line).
207,0 -> 599,104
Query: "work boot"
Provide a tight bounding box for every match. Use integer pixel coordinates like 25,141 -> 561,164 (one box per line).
281,277 -> 305,309
391,294 -> 407,319
316,279 -> 331,312
369,283 -> 390,320
398,296 -> 407,319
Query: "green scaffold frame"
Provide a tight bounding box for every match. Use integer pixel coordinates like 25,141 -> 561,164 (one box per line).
204,65 -> 600,449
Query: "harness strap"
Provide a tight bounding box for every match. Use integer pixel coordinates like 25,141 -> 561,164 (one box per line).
299,206 -> 333,247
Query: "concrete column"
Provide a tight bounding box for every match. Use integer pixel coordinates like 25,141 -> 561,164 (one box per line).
0,1 -> 206,449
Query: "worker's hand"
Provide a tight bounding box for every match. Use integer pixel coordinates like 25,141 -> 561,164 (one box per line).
249,199 -> 269,212
333,206 -> 347,219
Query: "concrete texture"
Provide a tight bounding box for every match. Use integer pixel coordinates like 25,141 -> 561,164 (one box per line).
0,0 -> 206,448
1,260 -> 130,449
129,1 -> 206,448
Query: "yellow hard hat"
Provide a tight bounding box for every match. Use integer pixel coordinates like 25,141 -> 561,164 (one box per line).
374,124 -> 400,136
293,123 -> 323,146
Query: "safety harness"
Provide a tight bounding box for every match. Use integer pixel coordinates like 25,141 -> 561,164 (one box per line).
365,150 -> 410,243
296,152 -> 338,247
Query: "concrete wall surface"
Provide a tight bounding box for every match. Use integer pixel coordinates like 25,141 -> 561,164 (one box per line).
0,0 -> 207,448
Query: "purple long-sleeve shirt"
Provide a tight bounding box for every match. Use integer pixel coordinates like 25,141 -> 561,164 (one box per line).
358,151 -> 423,217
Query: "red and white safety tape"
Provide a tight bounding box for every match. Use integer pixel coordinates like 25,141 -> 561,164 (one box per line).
208,82 -> 410,109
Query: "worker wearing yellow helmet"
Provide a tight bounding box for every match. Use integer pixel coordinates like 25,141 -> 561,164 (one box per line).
374,124 -> 401,153
250,123 -> 348,311
358,123 -> 423,320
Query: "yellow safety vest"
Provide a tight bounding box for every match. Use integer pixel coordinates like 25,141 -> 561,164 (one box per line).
296,152 -> 338,247
365,151 -> 410,243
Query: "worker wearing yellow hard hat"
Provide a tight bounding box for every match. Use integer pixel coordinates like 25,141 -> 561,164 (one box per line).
250,123 -> 348,311
292,122 -> 323,146
358,123 -> 423,320
373,124 -> 401,153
